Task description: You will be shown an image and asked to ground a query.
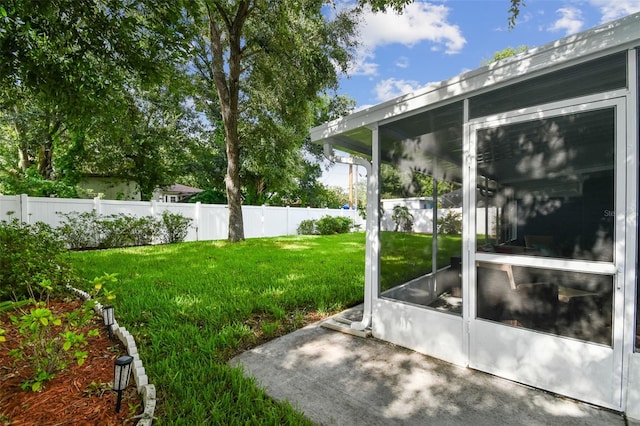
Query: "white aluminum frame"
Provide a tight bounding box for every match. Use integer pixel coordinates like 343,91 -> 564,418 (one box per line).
467,97 -> 627,410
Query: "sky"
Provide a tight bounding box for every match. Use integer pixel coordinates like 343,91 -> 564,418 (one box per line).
319,0 -> 640,190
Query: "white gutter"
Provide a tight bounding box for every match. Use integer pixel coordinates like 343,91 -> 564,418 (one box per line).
323,143 -> 374,331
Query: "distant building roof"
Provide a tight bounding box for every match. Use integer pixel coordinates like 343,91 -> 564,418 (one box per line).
163,184 -> 203,194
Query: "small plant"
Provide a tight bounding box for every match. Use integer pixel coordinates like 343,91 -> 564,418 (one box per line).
296,219 -> 316,235
160,210 -> 192,244
90,273 -> 118,304
8,303 -> 97,392
437,210 -> 462,235
83,381 -> 111,397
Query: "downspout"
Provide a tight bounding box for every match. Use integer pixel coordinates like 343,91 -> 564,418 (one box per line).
324,143 -> 375,331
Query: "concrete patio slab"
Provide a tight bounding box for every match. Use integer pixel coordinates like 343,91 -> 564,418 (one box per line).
230,319 -> 625,425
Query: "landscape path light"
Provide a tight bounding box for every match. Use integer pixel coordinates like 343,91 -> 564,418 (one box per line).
113,355 -> 133,413
103,305 -> 114,339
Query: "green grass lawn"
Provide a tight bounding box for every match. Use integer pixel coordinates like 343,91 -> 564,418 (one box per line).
69,231 -> 461,424
381,231 -> 462,291
70,233 -> 365,425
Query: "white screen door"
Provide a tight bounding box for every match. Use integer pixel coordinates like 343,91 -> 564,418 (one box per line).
467,98 -> 626,410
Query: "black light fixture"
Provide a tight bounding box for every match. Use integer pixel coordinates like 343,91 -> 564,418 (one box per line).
103,305 -> 114,339
113,355 -> 134,413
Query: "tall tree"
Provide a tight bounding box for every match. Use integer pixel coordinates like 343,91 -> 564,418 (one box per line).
0,0 -> 190,184
190,1 -> 360,241
189,0 -> 525,242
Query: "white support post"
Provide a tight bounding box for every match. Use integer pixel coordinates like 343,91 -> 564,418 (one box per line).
432,179 -> 438,292
367,123 -> 381,320
195,202 -> 201,241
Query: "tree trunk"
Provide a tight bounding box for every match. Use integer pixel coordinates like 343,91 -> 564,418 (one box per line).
37,140 -> 54,179
17,146 -> 32,172
14,105 -> 32,172
206,1 -> 251,242
223,110 -> 244,242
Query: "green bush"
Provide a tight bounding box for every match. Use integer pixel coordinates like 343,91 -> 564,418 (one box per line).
296,219 -> 317,235
160,211 -> 192,244
315,215 -> 353,235
97,214 -> 133,249
56,211 -> 102,249
391,206 -> 414,232
57,211 -> 184,248
0,219 -> 78,301
437,210 -> 462,235
129,216 -> 161,246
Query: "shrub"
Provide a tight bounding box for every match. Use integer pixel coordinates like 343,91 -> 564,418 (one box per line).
391,205 -> 414,232
437,210 -> 462,235
58,211 -> 178,249
97,214 -> 132,249
129,216 -> 161,246
57,211 -> 102,249
0,219 -> 78,301
98,214 -> 160,248
296,219 -> 317,235
160,211 -> 192,244
315,215 -> 353,235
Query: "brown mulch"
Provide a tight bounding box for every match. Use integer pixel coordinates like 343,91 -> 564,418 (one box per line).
0,299 -> 143,426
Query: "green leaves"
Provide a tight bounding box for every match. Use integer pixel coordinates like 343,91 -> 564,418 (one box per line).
7,299 -> 99,392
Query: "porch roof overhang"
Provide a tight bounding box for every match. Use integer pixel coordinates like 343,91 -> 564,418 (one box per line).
310,12 -> 640,161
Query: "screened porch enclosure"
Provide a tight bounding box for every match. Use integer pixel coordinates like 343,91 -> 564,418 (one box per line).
378,101 -> 465,314
311,12 -> 640,415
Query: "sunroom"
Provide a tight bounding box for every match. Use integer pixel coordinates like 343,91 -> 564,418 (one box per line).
311,12 -> 640,419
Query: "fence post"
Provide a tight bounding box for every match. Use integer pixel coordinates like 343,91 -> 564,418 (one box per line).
150,199 -> 158,217
286,206 -> 290,235
93,197 -> 102,215
261,205 -> 266,237
195,202 -> 201,241
19,194 -> 29,223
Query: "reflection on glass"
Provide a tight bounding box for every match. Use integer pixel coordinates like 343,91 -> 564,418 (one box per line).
378,101 -> 464,314
476,264 -> 613,345
476,108 -> 615,262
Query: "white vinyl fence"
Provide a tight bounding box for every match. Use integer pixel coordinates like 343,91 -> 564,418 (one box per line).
0,194 -> 363,242
381,207 -> 497,235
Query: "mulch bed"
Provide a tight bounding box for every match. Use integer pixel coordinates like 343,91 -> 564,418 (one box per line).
0,298 -> 142,426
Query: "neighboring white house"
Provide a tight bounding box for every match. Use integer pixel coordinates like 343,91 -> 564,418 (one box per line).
154,184 -> 203,203
312,12 -> 640,420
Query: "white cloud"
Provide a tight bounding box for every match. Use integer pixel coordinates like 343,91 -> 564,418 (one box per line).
548,7 -> 584,36
395,56 -> 410,68
349,2 -> 465,76
373,78 -> 423,102
588,0 -> 640,23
